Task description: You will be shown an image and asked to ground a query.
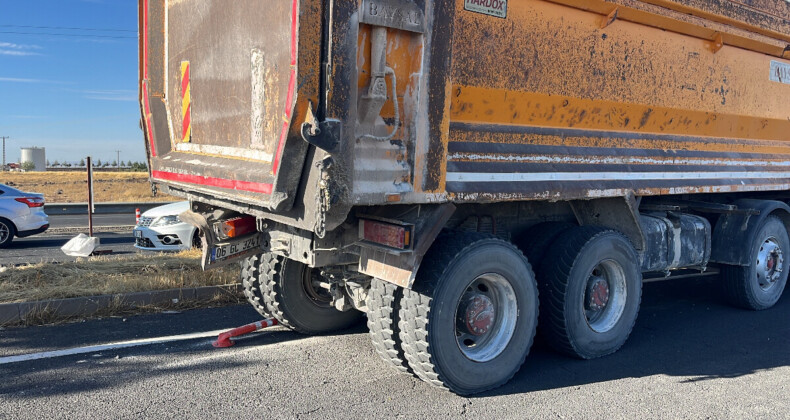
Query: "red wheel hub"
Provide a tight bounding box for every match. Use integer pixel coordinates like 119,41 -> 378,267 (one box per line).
462,295 -> 496,336
587,278 -> 610,311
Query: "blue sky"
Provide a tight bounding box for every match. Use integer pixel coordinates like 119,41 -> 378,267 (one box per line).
0,0 -> 143,164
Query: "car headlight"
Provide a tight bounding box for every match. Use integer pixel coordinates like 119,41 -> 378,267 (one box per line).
150,215 -> 181,227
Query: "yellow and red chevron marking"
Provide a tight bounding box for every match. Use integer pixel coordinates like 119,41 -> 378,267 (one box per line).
180,61 -> 191,143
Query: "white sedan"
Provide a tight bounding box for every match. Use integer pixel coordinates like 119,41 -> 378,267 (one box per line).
133,201 -> 200,251
0,183 -> 49,247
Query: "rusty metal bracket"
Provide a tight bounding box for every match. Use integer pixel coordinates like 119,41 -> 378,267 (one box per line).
710,33 -> 724,53
570,192 -> 645,251
600,7 -> 619,29
301,119 -> 341,154
360,0 -> 426,33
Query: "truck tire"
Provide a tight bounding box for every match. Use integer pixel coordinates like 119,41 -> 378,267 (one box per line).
398,232 -> 539,395
260,253 -> 362,334
241,254 -> 271,318
538,227 -> 641,360
0,218 -> 15,248
722,215 -> 789,310
517,222 -> 576,266
366,278 -> 411,374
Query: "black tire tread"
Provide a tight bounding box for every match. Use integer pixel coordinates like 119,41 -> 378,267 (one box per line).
538,226 -> 641,359
399,231 -> 537,394
260,253 -> 362,334
260,252 -> 295,330
366,278 -> 411,374
0,218 -> 15,248
721,215 -> 787,311
517,222 -> 576,266
240,254 -> 271,318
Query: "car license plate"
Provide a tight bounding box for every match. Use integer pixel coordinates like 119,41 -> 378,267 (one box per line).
210,234 -> 262,264
134,230 -> 143,239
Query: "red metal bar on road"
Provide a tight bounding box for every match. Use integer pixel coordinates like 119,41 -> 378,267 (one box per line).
212,318 -> 279,348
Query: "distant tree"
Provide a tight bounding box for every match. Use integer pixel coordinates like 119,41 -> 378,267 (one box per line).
64,162 -> 72,167
21,161 -> 35,171
112,160 -> 118,167
79,158 -> 85,167
52,160 -> 60,167
46,159 -> 51,166
102,161 -> 110,167
95,159 -> 102,167
126,160 -> 133,167
130,161 -> 149,172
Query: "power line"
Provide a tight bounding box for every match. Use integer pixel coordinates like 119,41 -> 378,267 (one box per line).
0,30 -> 136,39
0,24 -> 136,33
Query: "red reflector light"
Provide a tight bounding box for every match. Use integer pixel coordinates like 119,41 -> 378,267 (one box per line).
220,216 -> 257,238
360,220 -> 411,250
15,197 -> 45,208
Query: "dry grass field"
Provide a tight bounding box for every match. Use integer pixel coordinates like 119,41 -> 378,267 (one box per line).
1,171 -> 175,203
0,249 -> 237,304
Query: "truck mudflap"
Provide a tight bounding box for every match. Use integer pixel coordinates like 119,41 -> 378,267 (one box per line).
139,0 -> 322,211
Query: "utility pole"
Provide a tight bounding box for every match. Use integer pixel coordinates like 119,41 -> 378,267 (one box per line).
1,136 -> 8,171
116,150 -> 121,168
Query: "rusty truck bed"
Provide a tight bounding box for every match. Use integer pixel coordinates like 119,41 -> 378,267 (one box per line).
440,0 -> 790,201
140,0 -> 790,222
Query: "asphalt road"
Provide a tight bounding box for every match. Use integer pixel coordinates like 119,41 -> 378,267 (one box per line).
1,276 -> 788,419
0,214 -> 137,265
0,233 -> 136,265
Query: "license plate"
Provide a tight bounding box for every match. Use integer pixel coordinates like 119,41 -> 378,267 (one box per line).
134,230 -> 143,238
210,234 -> 262,264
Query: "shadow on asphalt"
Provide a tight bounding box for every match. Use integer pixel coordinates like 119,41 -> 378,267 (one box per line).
1,277 -> 788,399
0,305 -> 366,399
484,276 -> 790,397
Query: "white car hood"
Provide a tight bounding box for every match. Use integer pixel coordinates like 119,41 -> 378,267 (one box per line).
142,201 -> 190,218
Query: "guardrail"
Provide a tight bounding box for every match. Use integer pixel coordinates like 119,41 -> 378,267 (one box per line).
44,202 -> 177,215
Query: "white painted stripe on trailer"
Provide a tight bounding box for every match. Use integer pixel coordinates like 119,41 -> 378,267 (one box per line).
446,171 -> 790,183
447,152 -> 790,167
0,328 -> 233,365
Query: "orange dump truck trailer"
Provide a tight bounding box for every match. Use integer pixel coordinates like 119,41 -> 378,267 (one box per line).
140,0 -> 790,394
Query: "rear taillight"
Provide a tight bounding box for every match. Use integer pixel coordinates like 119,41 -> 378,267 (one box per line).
15,197 -> 45,208
216,216 -> 257,239
359,219 -> 413,250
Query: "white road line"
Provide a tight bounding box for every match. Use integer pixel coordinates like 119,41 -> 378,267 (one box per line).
0,328 -> 232,365
446,171 -> 790,183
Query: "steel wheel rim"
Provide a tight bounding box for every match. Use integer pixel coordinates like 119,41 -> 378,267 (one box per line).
301,265 -> 333,307
583,259 -> 628,333
756,236 -> 784,291
454,273 -> 518,363
0,223 -> 9,243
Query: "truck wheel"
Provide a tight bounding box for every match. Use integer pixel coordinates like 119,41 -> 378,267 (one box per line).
261,253 -> 362,334
722,215 -> 789,310
366,278 -> 411,374
0,218 -> 15,248
398,232 -> 539,395
539,227 -> 641,359
517,222 -> 576,266
241,254 -> 271,318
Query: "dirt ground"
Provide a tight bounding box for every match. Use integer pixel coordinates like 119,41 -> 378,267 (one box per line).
1,172 -> 175,203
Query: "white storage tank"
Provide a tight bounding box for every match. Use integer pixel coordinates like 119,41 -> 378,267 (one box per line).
20,147 -> 46,172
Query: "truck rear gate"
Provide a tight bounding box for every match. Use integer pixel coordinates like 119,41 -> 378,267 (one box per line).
139,0 -> 321,210
140,0 -> 790,396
